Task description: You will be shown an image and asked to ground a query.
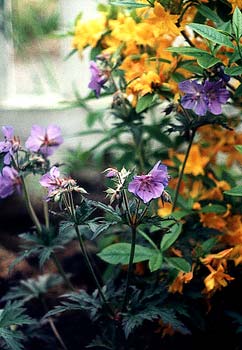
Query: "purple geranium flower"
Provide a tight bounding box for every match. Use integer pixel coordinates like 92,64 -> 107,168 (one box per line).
179,79 -> 230,116
128,161 -> 170,204
39,166 -> 62,195
88,61 -> 108,97
0,166 -> 21,198
179,80 -> 208,116
25,125 -> 63,157
40,166 -> 86,201
0,126 -> 20,165
204,79 -> 230,115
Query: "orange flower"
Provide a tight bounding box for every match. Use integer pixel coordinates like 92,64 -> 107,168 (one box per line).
203,263 -> 234,293
176,144 -> 210,176
200,248 -> 233,266
168,270 -> 193,294
199,212 -> 227,231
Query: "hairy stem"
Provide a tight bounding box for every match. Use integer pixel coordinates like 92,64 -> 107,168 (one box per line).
172,129 -> 196,212
122,225 -> 137,311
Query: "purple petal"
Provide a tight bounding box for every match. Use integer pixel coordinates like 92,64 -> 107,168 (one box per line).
46,125 -> 63,142
2,126 -> 14,139
30,125 -> 45,138
25,136 -> 43,152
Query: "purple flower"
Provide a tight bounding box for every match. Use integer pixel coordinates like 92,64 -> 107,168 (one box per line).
25,125 -> 63,157
179,79 -> 230,116
128,161 -> 170,204
204,79 -> 230,115
40,166 -> 86,201
0,167 -> 21,198
39,166 -> 62,195
179,80 -> 207,116
0,126 -> 20,165
88,61 -> 108,97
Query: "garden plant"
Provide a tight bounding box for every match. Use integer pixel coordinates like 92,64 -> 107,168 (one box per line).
0,0 -> 242,349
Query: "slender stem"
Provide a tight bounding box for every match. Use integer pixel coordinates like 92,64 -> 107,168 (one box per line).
43,201 -> 50,229
51,252 -> 75,292
41,298 -> 69,350
122,189 -> 132,225
74,224 -> 114,316
172,129 -> 196,212
22,184 -> 74,291
137,228 -> 159,252
21,176 -> 42,235
122,225 -> 137,311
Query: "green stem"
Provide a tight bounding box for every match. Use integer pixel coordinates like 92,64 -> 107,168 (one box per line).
74,224 -> 114,316
43,201 -> 50,229
122,225 -> 137,311
21,176 -> 42,235
21,181 -> 74,292
172,129 -> 196,212
137,228 -> 159,252
51,252 -> 75,292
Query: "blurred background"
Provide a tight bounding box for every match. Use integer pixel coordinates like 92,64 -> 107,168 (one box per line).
0,0 -> 103,151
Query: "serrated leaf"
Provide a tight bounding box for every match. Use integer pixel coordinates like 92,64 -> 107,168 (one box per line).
224,186 -> 242,197
224,66 -> 242,76
136,93 -> 155,113
232,7 -> 242,39
97,243 -> 154,265
160,223 -> 182,252
189,23 -> 234,48
110,1 -> 150,8
166,257 -> 191,273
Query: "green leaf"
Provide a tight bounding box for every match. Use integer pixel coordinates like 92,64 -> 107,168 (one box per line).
234,83 -> 242,98
235,145 -> 242,153
232,7 -> 242,39
189,23 -> 234,48
224,186 -> 242,197
197,4 -> 222,24
224,66 -> 242,76
97,243 -> 154,265
166,257 -> 191,273
110,1 -> 151,8
160,222 -> 182,252
166,47 -> 221,68
196,54 -> 221,69
135,93 -> 155,113
200,204 -> 227,214
148,252 -> 163,272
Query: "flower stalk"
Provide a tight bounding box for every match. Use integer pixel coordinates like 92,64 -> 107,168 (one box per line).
172,128 -> 196,212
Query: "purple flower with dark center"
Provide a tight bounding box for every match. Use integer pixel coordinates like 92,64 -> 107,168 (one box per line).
204,79 -> 230,115
0,167 -> 21,198
0,126 -> 20,165
179,79 -> 230,116
179,80 -> 207,116
88,61 -> 108,97
25,125 -> 63,157
128,161 -> 170,204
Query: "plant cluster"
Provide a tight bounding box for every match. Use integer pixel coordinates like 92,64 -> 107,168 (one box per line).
0,0 -> 242,349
